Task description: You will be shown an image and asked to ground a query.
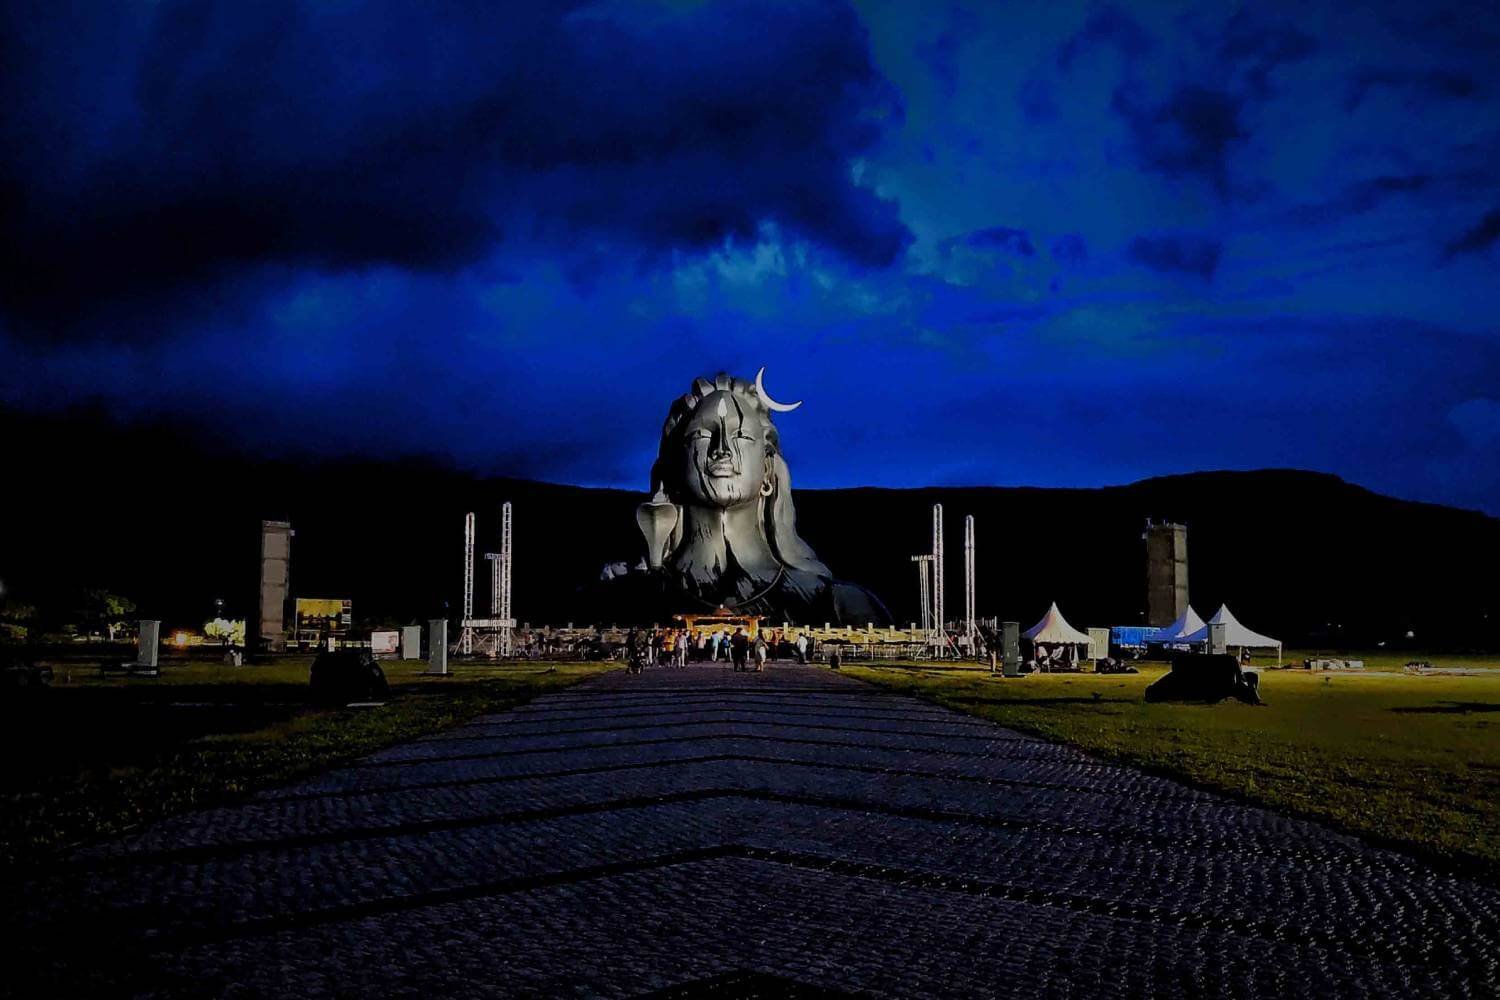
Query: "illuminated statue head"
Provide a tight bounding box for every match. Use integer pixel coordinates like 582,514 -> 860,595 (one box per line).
647,369 -> 831,586
605,367 -> 888,624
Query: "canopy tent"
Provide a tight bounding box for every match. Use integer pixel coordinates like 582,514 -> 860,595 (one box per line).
1181,604 -> 1282,662
1023,602 -> 1091,645
1149,605 -> 1205,644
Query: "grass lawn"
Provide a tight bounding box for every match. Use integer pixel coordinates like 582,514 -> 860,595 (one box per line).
844,658 -> 1500,874
0,657 -> 615,869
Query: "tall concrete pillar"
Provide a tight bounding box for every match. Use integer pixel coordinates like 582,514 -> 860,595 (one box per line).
1144,521 -> 1188,628
257,520 -> 294,653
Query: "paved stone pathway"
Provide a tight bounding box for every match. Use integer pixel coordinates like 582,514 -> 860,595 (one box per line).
12,664 -> 1500,997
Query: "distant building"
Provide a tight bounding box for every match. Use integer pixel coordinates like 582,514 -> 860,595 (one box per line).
1144,520 -> 1188,628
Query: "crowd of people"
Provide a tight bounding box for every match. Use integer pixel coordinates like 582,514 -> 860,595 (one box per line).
622,626 -> 817,674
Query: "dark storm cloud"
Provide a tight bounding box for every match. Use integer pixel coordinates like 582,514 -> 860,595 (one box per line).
1344,67 -> 1479,111
942,226 -> 1036,257
1018,75 -> 1058,123
0,0 -> 909,341
1213,9 -> 1318,97
4,0 -> 1500,518
1050,234 -> 1089,265
1126,234 -> 1223,279
1398,7 -> 1500,56
1112,85 -> 1246,195
1443,208 -> 1500,259
1288,174 -> 1431,226
1056,5 -> 1152,70
1088,10 -> 1315,197
917,6 -> 978,98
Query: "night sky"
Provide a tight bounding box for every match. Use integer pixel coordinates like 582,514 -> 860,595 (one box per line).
3,2 -> 1498,512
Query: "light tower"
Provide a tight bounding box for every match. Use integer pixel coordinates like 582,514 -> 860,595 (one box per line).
459,511 -> 476,655
964,514 -> 976,643
482,552 -> 501,657
498,501 -> 513,657
932,503 -> 945,654
911,554 -> 933,633
485,552 -> 501,615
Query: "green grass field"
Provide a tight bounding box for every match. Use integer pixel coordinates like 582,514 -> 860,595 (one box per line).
0,658 -> 615,868
844,658 -> 1500,874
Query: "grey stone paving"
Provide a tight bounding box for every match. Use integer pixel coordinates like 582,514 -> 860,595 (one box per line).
11,664 -> 1500,998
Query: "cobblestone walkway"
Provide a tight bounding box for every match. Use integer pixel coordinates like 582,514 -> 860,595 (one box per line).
12,664 -> 1499,997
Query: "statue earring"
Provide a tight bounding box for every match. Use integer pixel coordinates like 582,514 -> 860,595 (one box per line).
760,476 -> 774,497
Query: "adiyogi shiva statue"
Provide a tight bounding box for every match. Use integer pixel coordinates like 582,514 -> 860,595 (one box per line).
592,369 -> 891,626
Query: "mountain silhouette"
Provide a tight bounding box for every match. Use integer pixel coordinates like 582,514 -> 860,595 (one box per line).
4,406 -> 1495,648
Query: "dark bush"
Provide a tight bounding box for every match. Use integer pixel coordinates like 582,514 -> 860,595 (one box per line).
309,650 -> 388,705
1144,654 -> 1262,705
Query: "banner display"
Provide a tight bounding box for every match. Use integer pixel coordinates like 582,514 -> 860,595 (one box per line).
371,630 -> 400,658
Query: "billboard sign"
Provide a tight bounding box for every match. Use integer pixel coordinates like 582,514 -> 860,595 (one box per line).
294,598 -> 352,647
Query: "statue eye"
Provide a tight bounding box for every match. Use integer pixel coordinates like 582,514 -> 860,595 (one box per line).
734,431 -> 756,443
688,429 -> 711,441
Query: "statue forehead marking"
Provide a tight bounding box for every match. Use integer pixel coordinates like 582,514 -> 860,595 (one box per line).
682,390 -> 758,434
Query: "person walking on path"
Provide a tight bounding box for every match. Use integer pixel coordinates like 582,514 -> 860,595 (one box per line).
731,628 -> 749,671
753,633 -> 768,672
625,627 -> 643,675
795,632 -> 807,664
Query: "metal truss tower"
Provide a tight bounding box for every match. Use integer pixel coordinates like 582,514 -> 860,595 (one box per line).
964,514 -> 976,642
499,501 -> 513,658
932,503 -> 945,654
485,552 -> 501,615
460,512 -> 476,655
911,554 -> 933,634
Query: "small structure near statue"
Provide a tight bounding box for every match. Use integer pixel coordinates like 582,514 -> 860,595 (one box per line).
1144,653 -> 1262,705
134,620 -> 161,673
401,625 -> 422,660
101,619 -> 161,677
427,619 -> 448,675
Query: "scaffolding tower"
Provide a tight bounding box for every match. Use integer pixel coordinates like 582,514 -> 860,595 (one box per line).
963,514 -> 976,642
463,502 -> 516,659
911,554 -> 933,634
932,503 -> 946,655
458,512 -> 476,655
498,501 -> 513,658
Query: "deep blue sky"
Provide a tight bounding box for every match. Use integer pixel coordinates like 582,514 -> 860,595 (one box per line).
3,1 -> 1498,512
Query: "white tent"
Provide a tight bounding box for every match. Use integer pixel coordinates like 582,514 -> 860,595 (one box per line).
1150,605 -> 1205,644
1023,602 -> 1091,645
1181,604 -> 1282,660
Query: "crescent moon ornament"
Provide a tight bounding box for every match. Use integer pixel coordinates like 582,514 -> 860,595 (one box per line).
754,366 -> 803,412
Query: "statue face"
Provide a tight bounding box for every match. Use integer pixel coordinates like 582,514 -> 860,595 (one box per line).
677,391 -> 770,509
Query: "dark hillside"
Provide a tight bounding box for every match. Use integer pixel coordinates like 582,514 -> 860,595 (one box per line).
3,408 -> 1495,647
